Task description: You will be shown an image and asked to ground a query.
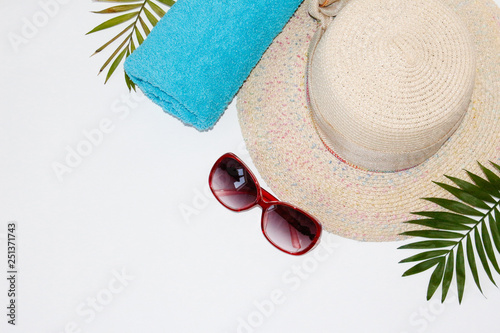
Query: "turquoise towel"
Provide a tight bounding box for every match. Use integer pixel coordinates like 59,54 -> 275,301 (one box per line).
124,0 -> 304,131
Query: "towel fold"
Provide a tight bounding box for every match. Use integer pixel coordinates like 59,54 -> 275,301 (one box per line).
124,0 -> 304,131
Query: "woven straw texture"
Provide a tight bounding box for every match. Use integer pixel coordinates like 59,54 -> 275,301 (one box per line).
309,0 -> 476,171
237,0 -> 500,242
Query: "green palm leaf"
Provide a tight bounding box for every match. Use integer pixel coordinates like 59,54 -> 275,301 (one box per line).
445,175 -> 495,203
399,161 -> 500,303
491,161 -> 500,173
479,162 -> 500,186
398,240 -> 456,249
399,250 -> 449,263
99,37 -> 129,75
405,218 -> 471,231
441,252 -> 454,302
466,171 -> 500,197
412,211 -> 477,225
474,227 -> 496,286
92,23 -> 134,56
148,0 -> 166,17
92,4 -> 143,14
86,12 -> 138,35
456,242 -> 466,303
489,212 -> 500,252
106,48 -> 128,83
139,16 -> 151,35
87,0 -> 176,90
427,257 -> 446,300
157,0 -> 175,5
143,7 -> 159,26
401,230 -> 464,239
481,221 -> 500,274
466,234 -> 483,294
402,257 -> 443,277
433,181 -> 490,210
422,198 -> 482,216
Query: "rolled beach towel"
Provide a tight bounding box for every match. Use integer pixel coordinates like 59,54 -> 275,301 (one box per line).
124,0 -> 304,131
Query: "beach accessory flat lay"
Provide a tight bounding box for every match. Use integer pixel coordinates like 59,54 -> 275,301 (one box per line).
209,153 -> 322,255
124,0 -> 304,131
237,0 -> 500,242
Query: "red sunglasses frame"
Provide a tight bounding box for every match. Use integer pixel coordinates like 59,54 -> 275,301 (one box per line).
208,152 -> 322,255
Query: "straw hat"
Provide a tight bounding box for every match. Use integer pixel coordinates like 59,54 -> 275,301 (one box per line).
237,0 -> 500,241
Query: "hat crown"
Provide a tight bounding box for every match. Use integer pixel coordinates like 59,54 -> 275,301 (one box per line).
308,0 -> 476,171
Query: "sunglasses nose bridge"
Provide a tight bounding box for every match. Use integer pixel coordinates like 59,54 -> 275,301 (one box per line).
256,188 -> 278,211
261,188 -> 278,203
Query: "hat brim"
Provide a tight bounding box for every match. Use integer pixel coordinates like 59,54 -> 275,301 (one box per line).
236,0 -> 500,241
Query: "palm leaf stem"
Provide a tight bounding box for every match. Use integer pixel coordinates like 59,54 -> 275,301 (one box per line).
121,0 -> 147,60
445,201 -> 498,253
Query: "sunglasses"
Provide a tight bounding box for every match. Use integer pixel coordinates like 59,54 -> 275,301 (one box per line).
208,153 -> 322,255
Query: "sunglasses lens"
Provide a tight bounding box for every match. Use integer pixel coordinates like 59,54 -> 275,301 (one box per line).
263,204 -> 320,254
210,157 -> 258,211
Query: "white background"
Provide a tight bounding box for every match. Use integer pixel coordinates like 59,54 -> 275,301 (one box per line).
1,1 -> 500,332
